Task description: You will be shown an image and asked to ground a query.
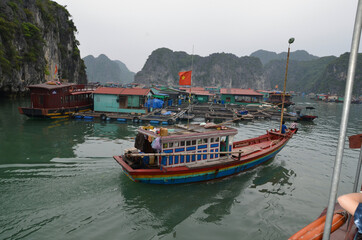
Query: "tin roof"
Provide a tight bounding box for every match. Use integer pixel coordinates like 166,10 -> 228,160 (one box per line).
93,87 -> 151,96
180,87 -> 205,91
183,88 -> 214,96
220,88 -> 263,96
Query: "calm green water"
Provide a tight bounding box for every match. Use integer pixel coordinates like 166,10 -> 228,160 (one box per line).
0,97 -> 361,240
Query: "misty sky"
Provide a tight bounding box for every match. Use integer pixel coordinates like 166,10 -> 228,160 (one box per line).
55,0 -> 361,72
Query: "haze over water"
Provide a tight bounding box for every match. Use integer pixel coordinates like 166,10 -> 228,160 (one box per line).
0,97 -> 361,240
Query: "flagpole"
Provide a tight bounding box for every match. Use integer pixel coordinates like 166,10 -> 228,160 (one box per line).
188,45 -> 194,128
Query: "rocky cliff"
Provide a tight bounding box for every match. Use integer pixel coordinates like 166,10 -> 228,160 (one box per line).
135,48 -> 268,90
0,0 -> 87,95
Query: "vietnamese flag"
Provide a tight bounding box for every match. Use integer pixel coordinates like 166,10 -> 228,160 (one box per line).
179,71 -> 192,85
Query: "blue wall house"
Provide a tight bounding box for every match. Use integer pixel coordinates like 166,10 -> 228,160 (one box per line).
93,87 -> 153,114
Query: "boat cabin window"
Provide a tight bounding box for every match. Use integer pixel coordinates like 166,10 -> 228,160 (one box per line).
197,139 -> 202,144
180,141 -> 185,147
169,142 -> 173,148
186,140 -> 191,146
61,96 -> 63,104
163,143 -> 168,148
203,138 -> 208,144
192,140 -> 196,145
211,138 -> 214,143
174,142 -> 179,147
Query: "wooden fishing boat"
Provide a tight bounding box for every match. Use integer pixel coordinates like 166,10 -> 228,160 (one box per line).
114,123 -> 296,184
18,82 -> 97,119
295,106 -> 318,121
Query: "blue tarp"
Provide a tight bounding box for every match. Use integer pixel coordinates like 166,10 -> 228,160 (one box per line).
145,99 -> 164,109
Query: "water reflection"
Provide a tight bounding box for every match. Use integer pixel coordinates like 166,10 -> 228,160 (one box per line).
118,171 -> 255,236
1,117 -> 138,164
250,163 -> 296,196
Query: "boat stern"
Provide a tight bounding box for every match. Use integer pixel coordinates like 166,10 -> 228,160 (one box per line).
113,155 -> 138,182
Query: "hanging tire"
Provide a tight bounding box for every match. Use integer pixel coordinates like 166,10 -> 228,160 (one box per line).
133,117 -> 139,123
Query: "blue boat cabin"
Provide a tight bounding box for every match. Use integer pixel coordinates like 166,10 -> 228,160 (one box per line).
135,125 -> 238,168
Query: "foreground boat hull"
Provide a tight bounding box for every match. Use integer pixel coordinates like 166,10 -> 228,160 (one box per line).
114,130 -> 294,184
289,203 -> 355,240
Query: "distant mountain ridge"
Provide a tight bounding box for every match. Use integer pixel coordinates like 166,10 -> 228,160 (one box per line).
135,48 -> 267,90
250,49 -> 319,65
134,48 -> 362,96
83,54 -> 134,84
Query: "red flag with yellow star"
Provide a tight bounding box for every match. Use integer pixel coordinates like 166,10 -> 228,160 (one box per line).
178,71 -> 192,85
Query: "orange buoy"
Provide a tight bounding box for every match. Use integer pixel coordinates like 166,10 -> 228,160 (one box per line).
289,211 -> 347,240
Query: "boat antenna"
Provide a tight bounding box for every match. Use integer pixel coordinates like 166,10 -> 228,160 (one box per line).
279,37 -> 294,133
322,1 -> 362,239
188,45 -> 194,128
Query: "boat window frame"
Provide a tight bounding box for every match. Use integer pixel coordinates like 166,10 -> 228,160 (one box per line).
159,130 -> 237,167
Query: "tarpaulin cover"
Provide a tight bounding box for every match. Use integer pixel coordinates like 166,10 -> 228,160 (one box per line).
145,99 -> 164,109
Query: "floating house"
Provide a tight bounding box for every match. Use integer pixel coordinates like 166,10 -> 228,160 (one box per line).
266,91 -> 294,107
151,87 -> 184,106
93,87 -> 153,114
205,86 -> 221,94
180,87 -> 215,103
220,88 -> 263,105
18,82 -> 96,118
316,94 -> 328,101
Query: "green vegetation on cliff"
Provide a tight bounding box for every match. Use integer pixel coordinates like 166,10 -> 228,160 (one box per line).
0,0 -> 87,94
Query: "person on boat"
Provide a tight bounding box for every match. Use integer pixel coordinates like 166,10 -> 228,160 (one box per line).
281,120 -> 288,134
290,120 -> 298,133
220,139 -> 227,156
338,193 -> 362,239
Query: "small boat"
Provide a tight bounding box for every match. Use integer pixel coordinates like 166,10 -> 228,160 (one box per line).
114,124 -> 296,184
18,82 -> 97,119
295,106 -> 318,121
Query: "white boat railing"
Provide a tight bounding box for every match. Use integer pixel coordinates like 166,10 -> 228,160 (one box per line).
126,151 -> 244,157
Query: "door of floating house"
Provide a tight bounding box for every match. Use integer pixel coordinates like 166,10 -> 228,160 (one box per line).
127,95 -> 140,107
